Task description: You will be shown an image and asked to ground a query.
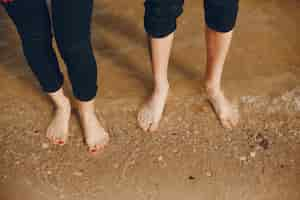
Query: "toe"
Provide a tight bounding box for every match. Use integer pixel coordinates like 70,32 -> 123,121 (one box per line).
46,129 -> 52,140
229,109 -> 239,127
137,112 -> 146,131
88,136 -> 109,154
138,109 -> 151,132
221,118 -> 233,130
89,145 -> 103,154
89,147 -> 98,154
137,110 -> 145,127
53,138 -> 60,145
137,110 -> 143,124
52,135 -> 66,145
149,121 -> 159,132
232,115 -> 239,127
57,139 -> 65,145
47,134 -> 56,143
46,134 -> 52,141
234,111 -> 240,125
94,144 -> 103,151
103,133 -> 110,145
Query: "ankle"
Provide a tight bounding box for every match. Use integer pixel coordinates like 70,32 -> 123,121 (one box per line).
78,106 -> 95,115
77,100 -> 96,116
205,83 -> 221,97
48,88 -> 70,109
154,81 -> 169,94
54,96 -> 70,110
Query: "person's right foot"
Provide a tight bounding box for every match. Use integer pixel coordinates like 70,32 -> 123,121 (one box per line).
138,84 -> 169,132
46,98 -> 71,145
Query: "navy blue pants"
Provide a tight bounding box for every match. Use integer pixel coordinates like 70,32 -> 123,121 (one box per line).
144,0 -> 239,38
2,0 -> 97,101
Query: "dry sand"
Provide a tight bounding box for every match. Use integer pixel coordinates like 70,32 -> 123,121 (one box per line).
0,0 -> 299,199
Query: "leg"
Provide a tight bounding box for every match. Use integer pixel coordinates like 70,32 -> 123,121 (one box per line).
138,0 -> 184,132
2,0 -> 71,144
51,0 -> 108,152
204,0 -> 239,129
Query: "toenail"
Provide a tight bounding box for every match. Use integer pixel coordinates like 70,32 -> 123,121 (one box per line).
58,140 -> 65,145
90,149 -> 97,153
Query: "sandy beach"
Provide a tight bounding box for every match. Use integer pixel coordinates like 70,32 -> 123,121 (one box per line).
0,0 -> 299,199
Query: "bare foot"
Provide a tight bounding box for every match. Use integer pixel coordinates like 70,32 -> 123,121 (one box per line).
46,98 -> 71,145
138,85 -> 169,132
207,88 -> 239,129
78,110 -> 109,154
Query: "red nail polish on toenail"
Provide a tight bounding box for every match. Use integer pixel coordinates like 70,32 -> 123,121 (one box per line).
91,149 -> 96,153
58,140 -> 64,145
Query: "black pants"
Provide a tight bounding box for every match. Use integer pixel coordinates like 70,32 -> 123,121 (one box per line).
144,0 -> 239,38
2,0 -> 97,101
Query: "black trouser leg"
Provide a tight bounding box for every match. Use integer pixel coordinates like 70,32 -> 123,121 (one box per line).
52,0 -> 98,101
2,0 -> 64,93
2,0 -> 98,101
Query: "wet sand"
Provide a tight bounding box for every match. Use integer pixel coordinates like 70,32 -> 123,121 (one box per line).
0,0 -> 299,199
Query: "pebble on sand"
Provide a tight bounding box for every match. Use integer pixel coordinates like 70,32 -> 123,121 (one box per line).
255,133 -> 269,150
42,143 -> 49,149
73,171 -> 83,177
205,171 -> 212,177
239,156 -> 247,161
193,147 -> 197,153
250,151 -> 256,158
113,163 -> 120,169
258,138 -> 269,150
172,149 -> 179,153
158,155 -> 164,161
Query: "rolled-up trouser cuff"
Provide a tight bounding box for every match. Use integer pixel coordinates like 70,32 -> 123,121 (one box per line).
43,74 -> 64,94
144,17 -> 177,38
204,0 -> 239,33
144,0 -> 184,38
73,85 -> 98,102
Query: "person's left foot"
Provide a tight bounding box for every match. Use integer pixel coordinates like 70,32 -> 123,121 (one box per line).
207,88 -> 239,129
138,84 -> 169,132
78,110 -> 109,154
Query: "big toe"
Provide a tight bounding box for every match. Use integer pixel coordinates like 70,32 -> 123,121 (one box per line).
88,136 -> 109,154
149,119 -> 160,132
220,117 -> 233,129
89,144 -> 103,154
54,138 -> 66,145
51,133 -> 67,145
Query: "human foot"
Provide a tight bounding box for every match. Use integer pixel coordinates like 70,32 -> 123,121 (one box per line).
206,88 -> 239,129
138,84 -> 169,132
46,97 -> 71,145
78,109 -> 109,154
